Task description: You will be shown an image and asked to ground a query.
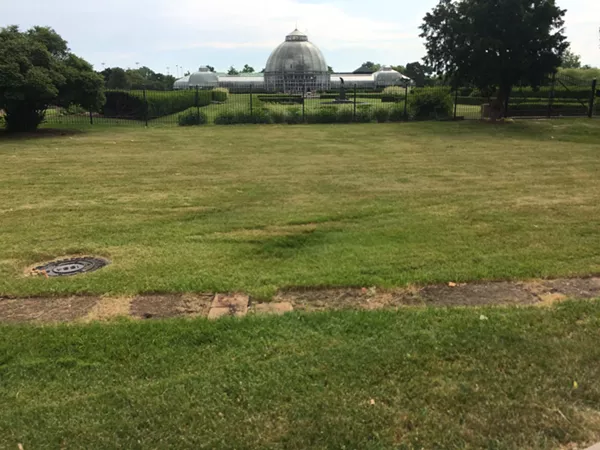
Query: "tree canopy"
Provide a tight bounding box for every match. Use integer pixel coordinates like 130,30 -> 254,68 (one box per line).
420,0 -> 568,114
228,66 -> 240,75
403,62 -> 435,87
561,49 -> 581,69
0,25 -> 105,131
354,62 -> 381,74
241,64 -> 255,74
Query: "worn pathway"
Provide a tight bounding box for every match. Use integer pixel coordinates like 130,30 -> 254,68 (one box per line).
1,276 -> 599,323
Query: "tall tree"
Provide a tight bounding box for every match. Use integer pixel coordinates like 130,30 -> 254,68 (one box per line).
354,61 -> 381,73
327,65 -> 334,74
0,25 -> 104,132
561,49 -> 581,69
107,68 -> 130,89
420,0 -> 568,116
241,64 -> 255,73
404,62 -> 434,87
228,66 -> 239,75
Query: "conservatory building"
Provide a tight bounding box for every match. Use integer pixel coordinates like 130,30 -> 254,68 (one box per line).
174,29 -> 411,92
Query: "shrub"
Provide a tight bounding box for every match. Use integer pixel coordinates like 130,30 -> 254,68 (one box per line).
286,107 -> 304,124
212,88 -> 229,102
102,90 -> 210,120
408,89 -> 453,120
382,86 -> 405,96
214,108 -> 272,125
336,107 -> 354,123
257,95 -> 303,104
355,105 -> 372,123
389,105 -> 405,122
61,104 -> 87,116
307,107 -> 338,124
178,110 -> 207,126
269,109 -> 287,124
374,107 -> 390,123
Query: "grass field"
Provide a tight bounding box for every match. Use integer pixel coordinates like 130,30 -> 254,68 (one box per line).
1,119 -> 600,298
2,301 -> 600,448
2,119 -> 600,449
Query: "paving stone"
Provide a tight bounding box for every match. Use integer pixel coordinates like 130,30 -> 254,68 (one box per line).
207,307 -> 247,319
211,293 -> 249,309
208,294 -> 249,320
253,302 -> 294,315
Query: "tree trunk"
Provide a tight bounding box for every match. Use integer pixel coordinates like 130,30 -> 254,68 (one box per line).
490,85 -> 512,121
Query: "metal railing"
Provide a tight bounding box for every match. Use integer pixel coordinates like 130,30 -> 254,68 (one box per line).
39,78 -> 598,128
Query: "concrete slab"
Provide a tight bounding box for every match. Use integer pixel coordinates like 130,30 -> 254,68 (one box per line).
211,294 -> 249,309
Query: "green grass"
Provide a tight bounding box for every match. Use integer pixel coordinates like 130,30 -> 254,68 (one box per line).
1,120 -> 600,298
1,301 -> 600,448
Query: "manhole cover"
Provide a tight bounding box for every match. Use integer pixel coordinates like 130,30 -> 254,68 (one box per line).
33,257 -> 109,277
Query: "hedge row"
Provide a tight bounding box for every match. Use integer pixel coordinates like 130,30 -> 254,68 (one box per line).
468,86 -> 594,100
257,95 -> 304,104
508,102 -> 593,116
103,90 -> 212,120
211,105 -> 408,125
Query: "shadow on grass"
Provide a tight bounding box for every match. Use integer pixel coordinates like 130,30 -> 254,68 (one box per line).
0,128 -> 87,141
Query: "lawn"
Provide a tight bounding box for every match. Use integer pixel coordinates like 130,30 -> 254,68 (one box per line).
1,301 -> 600,449
1,120 -> 600,298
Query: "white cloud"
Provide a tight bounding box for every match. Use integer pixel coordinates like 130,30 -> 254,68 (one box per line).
160,0 -> 412,50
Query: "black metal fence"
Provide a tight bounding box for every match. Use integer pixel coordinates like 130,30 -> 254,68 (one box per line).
40,77 -> 598,128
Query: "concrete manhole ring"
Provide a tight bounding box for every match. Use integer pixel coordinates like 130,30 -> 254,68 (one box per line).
32,257 -> 109,277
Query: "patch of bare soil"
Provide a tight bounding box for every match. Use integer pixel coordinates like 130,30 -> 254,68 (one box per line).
130,293 -> 212,319
0,296 -> 99,322
276,277 -> 600,311
1,277 -> 599,323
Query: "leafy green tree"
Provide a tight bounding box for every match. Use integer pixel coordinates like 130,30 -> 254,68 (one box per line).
561,49 -> 581,69
391,65 -> 406,74
206,65 -> 215,72
356,61 -> 381,73
404,62 -> 434,87
241,64 -> 255,73
0,25 -> 104,131
420,0 -> 568,116
327,65 -> 334,74
228,66 -> 239,75
107,68 -> 130,89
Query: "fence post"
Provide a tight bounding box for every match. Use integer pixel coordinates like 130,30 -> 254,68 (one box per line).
89,110 -> 93,125
403,85 -> 408,121
588,79 -> 597,119
195,86 -> 200,124
143,89 -> 148,127
353,84 -> 357,121
547,72 -> 556,118
453,89 -> 458,120
250,84 -> 253,116
302,83 -> 306,123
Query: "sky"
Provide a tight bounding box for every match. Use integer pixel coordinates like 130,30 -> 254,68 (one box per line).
1,0 -> 598,76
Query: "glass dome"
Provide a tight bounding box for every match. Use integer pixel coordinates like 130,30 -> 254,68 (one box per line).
374,66 -> 406,86
188,66 -> 219,88
264,29 -> 330,93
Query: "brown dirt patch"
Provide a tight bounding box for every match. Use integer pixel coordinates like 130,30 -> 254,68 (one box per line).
0,296 -> 99,323
274,287 -> 423,312
419,281 -> 538,307
81,297 -> 132,322
130,293 -> 212,319
1,277 -> 599,323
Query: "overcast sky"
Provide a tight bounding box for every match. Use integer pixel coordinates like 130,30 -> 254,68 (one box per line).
1,0 -> 598,76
